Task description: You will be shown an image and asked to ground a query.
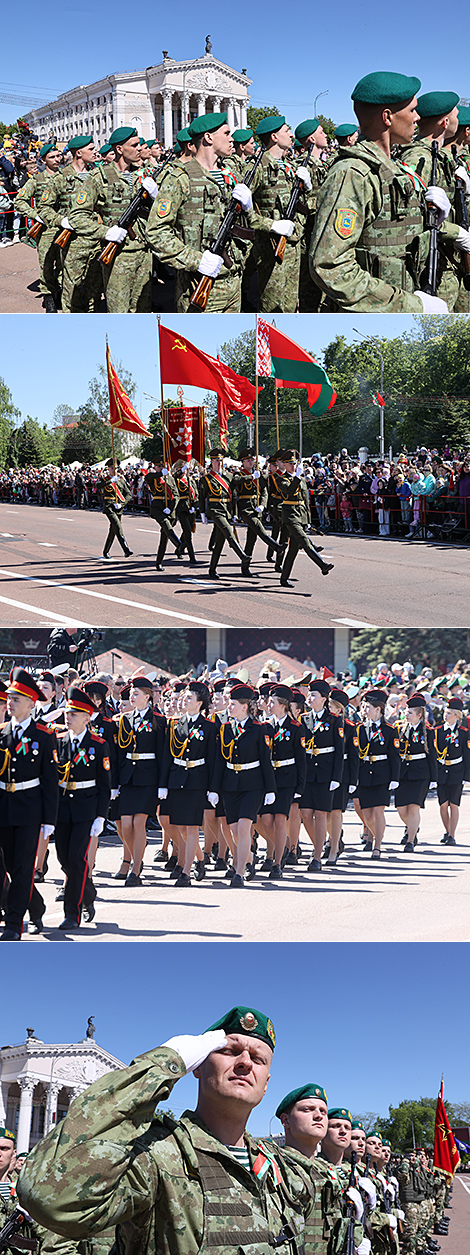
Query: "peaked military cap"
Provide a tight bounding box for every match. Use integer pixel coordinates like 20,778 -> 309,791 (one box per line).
417,91 -> 460,118
365,688 -> 388,706
239,447 -> 255,459
229,683 -> 257,703
176,127 -> 192,143
189,112 -> 227,137
109,126 -> 138,145
309,679 -> 330,696
65,685 -> 95,716
232,127 -> 253,143
208,446 -> 226,457
295,118 -> 320,141
276,1083 -> 328,1118
335,123 -> 359,137
0,680 -> 8,697
206,1005 -> 276,1050
328,1107 -> 352,1122
329,688 -> 348,707
270,684 -> 294,702
83,680 -> 108,699
256,115 -> 286,137
130,676 -> 154,693
458,105 -> 470,125
352,72 -> 421,105
39,142 -> 58,157
283,449 -> 300,461
99,143 -> 113,155
7,668 -> 45,703
68,134 -> 94,150
352,1120 -> 366,1131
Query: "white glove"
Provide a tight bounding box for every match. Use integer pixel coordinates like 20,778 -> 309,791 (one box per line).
429,781 -> 437,789
389,780 -> 399,790
198,250 -> 224,277
355,1242 -> 371,1255
347,1187 -> 364,1221
329,780 -> 340,790
271,219 -> 295,236
90,817 -> 104,838
252,470 -> 260,479
161,467 -> 169,477
207,791 -> 219,807
105,224 -> 127,243
384,1183 -> 395,1201
15,1207 -> 34,1223
189,507 -> 195,514
162,1029 -> 227,1072
264,792 -> 276,805
232,182 -> 253,211
396,1209 -> 405,1221
387,1216 -> 398,1232
163,507 -> 171,515
141,176 -> 159,199
359,1178 -> 377,1209
349,784 -> 357,793
255,505 -> 263,513
35,216 -> 45,225
295,462 -> 304,477
60,216 -> 72,230
424,186 -> 451,224
201,513 -> 208,524
296,165 -> 312,191
40,824 -> 55,839
455,165 -> 470,194
111,788 -> 120,800
454,226 -> 470,252
414,291 -> 448,311
294,792 -> 301,799
158,787 -> 168,799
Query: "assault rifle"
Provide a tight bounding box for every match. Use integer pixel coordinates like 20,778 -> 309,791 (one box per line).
359,1153 -> 373,1240
189,145 -> 264,311
452,143 -> 470,290
26,218 -> 44,243
344,1151 -> 357,1255
381,1168 -> 398,1255
272,138 -> 315,263
99,184 -> 153,266
0,1209 -> 37,1254
424,139 -> 440,296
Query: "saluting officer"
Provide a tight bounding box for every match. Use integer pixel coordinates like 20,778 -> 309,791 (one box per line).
158,681 -> 218,887
199,448 -> 252,579
54,685 -> 111,931
231,448 -> 286,564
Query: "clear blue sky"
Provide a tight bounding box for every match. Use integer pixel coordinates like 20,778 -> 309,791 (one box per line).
2,944 -> 467,1135
2,314 -> 420,429
1,1 -> 468,128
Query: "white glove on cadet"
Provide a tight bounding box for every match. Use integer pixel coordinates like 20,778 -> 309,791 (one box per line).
349,784 -> 357,793
252,470 -> 261,479
158,787 -> 168,799
346,1187 -> 364,1222
163,507 -> 171,515
207,792 -> 219,807
389,781 -> 399,791
355,1241 -> 371,1255
198,250 -> 224,277
359,1178 -> 377,1209
111,789 -> 120,800
414,292 -> 448,312
429,781 -> 437,789
296,166 -> 312,191
396,1209 -> 405,1221
232,183 -> 253,211
141,176 -> 159,199
60,216 -> 72,230
271,219 -> 295,236
264,792 -> 276,806
455,165 -> 470,194
387,1216 -> 398,1232
162,1029 -> 227,1072
454,226 -> 470,252
105,224 -> 127,244
255,506 -> 263,513
295,462 -> 304,477
90,817 -> 104,838
201,513 -> 208,524
424,186 -> 451,224
329,780 -> 340,790
40,824 -> 55,839
161,467 -> 169,477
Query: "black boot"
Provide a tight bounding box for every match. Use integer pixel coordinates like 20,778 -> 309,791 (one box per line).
43,294 -> 57,312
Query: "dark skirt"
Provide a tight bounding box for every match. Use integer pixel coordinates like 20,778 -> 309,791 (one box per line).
158,796 -> 170,818
395,777 -> 430,808
437,779 -> 463,806
357,783 -> 391,809
261,787 -> 294,817
330,780 -> 350,812
224,789 -> 265,824
205,795 -> 226,819
168,788 -> 206,827
299,781 -> 334,813
119,784 -> 157,818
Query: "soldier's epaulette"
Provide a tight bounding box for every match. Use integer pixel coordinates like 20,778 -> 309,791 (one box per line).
54,729 -> 69,740
36,720 -> 55,734
345,717 -> 355,726
291,717 -> 302,726
90,732 -> 106,744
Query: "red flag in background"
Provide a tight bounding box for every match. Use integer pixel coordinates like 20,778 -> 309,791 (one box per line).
217,398 -> 230,450
434,1080 -> 460,1178
106,341 -> 150,435
320,667 -> 335,680
159,323 -> 258,417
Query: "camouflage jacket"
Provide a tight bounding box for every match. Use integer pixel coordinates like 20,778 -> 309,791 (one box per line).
144,159 -> 248,274
14,171 -> 49,221
250,151 -> 304,245
67,164 -> 152,252
36,167 -> 95,231
18,1047 -> 322,1255
281,1148 -> 361,1254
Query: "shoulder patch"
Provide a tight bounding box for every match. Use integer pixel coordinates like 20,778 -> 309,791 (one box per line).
338,726 -> 344,737
75,189 -> 88,205
334,207 -> 357,238
394,738 -> 400,747
265,734 -> 271,746
155,197 -> 171,217
103,757 -> 111,772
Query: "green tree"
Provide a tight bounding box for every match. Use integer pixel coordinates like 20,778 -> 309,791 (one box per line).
247,106 -> 282,135
7,417 -> 51,467
317,113 -> 336,142
52,403 -> 78,429
61,405 -> 115,464
87,361 -> 137,422
348,628 -> 470,675
0,377 -> 19,468
111,629 -> 191,673
378,1098 -> 439,1150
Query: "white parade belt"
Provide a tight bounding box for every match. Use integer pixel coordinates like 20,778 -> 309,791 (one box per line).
363,754 -> 387,762
227,760 -> 260,773
402,753 -> 427,762
174,757 -> 206,769
306,746 -> 334,756
0,777 -> 40,793
60,779 -> 96,791
272,757 -> 295,769
126,752 -> 156,761
442,756 -> 463,766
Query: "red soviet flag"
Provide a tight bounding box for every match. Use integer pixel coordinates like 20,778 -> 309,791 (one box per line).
159,323 -> 258,417
433,1080 -> 460,1178
106,342 -> 150,435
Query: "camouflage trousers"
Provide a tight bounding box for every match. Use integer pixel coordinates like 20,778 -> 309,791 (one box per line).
37,229 -> 61,298
298,248 -> 323,312
61,239 -> 103,312
175,270 -> 241,312
402,1201 -> 423,1252
102,247 -> 152,313
254,235 -> 300,312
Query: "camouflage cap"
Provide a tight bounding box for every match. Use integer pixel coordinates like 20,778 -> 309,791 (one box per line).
352,72 -> 421,105
335,123 -> 359,138
295,118 -> 320,141
256,115 -> 286,137
232,128 -> 253,143
206,1006 -> 276,1050
109,126 -> 138,145
328,1107 -> 352,1122
68,135 -> 94,150
417,91 -> 460,118
189,112 -> 227,137
276,1083 -> 328,1118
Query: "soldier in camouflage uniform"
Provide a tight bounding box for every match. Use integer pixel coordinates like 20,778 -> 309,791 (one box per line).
18,1006 -> 328,1255
230,128 -> 256,179
249,115 -> 310,312
293,119 -> 330,312
397,1148 -> 427,1252
146,112 -> 251,312
14,142 -> 62,311
67,126 -> 158,313
309,71 -> 458,312
36,135 -> 103,313
231,449 -> 286,563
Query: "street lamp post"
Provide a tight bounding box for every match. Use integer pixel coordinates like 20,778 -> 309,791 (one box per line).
353,328 -> 385,458
314,90 -> 329,117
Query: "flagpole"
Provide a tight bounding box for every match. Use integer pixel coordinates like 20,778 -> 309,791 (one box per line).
255,313 -> 260,502
157,314 -> 168,508
298,404 -> 303,460
275,380 -> 279,449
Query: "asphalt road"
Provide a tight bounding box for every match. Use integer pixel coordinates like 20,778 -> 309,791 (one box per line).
16,791 -> 470,943
0,502 -> 468,628
0,240 -> 43,312
442,1176 -> 470,1255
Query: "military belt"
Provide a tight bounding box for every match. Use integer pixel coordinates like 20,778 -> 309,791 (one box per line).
364,754 -> 387,762
444,756 -> 462,765
306,746 -> 334,756
226,759 -> 260,773
126,752 -> 156,761
59,779 -> 96,791
0,777 -> 40,793
403,752 -> 427,761
272,758 -> 295,768
173,757 -> 206,769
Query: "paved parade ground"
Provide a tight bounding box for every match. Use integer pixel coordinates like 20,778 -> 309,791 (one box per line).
442,1176 -> 470,1255
1,501 -> 468,628
19,792 -> 470,943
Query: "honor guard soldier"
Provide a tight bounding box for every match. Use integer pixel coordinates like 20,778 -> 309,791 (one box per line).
309,71 -> 455,312
0,668 -> 59,940
299,679 -> 345,872
173,462 -> 198,565
276,451 -> 333,586
14,142 -> 63,311
326,688 -> 359,865
145,447 -> 182,570
54,685 -> 111,930
68,126 -> 158,312
356,689 -> 401,857
100,459 -> 133,560
266,451 -> 285,562
231,448 -> 286,563
158,681 -> 218,886
36,134 -> 103,312
249,114 -> 309,312
116,676 -> 165,885
199,448 -> 253,579
230,127 -> 256,178
146,112 -> 252,312
434,696 -> 470,845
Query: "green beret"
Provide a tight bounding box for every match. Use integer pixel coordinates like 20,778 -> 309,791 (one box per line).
381,1139 -> 392,1148
206,1005 -> 276,1050
176,127 -> 192,143
352,1121 -> 366,1132
352,72 -> 421,105
99,143 -> 112,156
276,1083 -> 328,1118
145,139 -> 155,148
109,126 -> 138,145
189,112 -> 227,137
40,142 -> 58,158
417,91 -> 460,118
366,1129 -> 383,1141
458,106 -> 470,126
139,137 -> 148,145
232,128 -> 253,143
328,1107 -> 352,1122
68,134 -> 93,151
293,139 -> 302,151
335,123 -> 358,138
295,118 -> 319,141
174,142 -> 182,155
256,114 -> 286,137
0,1127 -> 16,1143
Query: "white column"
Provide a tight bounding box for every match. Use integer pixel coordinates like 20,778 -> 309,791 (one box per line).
163,89 -> 174,148
17,1079 -> 35,1154
213,96 -> 221,112
45,1083 -> 61,1136
181,92 -> 189,128
227,98 -> 236,131
240,101 -> 248,128
197,94 -> 206,116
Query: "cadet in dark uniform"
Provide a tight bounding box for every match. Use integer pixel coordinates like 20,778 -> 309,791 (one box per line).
434,696 -> 470,845
146,449 -> 182,570
54,685 -> 111,931
277,451 -> 333,585
199,448 -> 252,579
0,668 -> 59,940
82,679 -> 120,876
117,676 -> 164,885
299,679 -> 345,872
173,462 -> 198,565
326,688 -> 359,865
100,460 -> 133,559
395,694 -> 438,852
214,682 -> 276,887
231,449 -> 286,563
259,684 -> 306,880
158,681 -> 218,886
356,689 -> 401,857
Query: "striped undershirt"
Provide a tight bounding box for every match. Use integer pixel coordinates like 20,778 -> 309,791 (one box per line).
0,1181 -> 14,1202
225,1144 -> 251,1171
209,169 -> 226,190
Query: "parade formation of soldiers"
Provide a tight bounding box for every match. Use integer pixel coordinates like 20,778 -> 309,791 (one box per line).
1,655 -> 469,935
11,72 -> 470,313
0,1006 -> 456,1255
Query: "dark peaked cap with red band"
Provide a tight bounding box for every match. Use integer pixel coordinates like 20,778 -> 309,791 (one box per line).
7,668 -> 45,703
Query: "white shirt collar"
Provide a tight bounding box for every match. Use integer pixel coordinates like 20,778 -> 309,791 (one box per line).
12,715 -> 32,734
70,728 -> 87,747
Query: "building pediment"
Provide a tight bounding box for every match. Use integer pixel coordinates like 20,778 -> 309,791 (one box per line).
148,56 -> 252,93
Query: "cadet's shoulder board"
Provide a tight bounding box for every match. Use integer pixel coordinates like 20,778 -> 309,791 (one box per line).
36,720 -> 54,734
334,207 -> 357,238
91,732 -> 106,744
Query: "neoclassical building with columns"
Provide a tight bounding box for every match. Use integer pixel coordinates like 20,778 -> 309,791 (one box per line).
0,1026 -> 123,1153
24,39 -> 252,150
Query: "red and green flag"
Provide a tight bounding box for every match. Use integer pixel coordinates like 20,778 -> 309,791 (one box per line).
256,318 -> 337,415
371,390 -> 385,407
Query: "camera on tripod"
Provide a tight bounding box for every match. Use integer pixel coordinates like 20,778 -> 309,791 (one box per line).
76,628 -> 105,677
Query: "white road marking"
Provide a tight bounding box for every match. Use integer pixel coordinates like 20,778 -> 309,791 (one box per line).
0,593 -> 88,626
38,542 -> 57,547
333,617 -> 380,629
136,528 -> 158,533
0,568 -> 229,628
458,1176 -> 470,1196
180,578 -> 219,587
1,533 -> 15,537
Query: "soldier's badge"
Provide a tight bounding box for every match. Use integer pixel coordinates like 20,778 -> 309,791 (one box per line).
301,737 -> 305,747
240,1011 -> 258,1032
338,726 -> 344,737
267,1018 -> 276,1047
103,757 -> 110,771
394,738 -> 400,747
353,737 -> 359,746
265,734 -> 271,746
156,198 -> 171,217
76,190 -> 87,205
334,208 -> 357,238
41,190 -> 49,202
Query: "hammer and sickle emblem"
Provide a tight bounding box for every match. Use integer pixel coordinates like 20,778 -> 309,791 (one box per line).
171,339 -> 187,352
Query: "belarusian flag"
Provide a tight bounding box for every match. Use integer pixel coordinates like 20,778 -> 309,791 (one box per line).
106,341 -> 150,435
257,318 -> 336,415
433,1079 -> 460,1179
371,390 -> 385,407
